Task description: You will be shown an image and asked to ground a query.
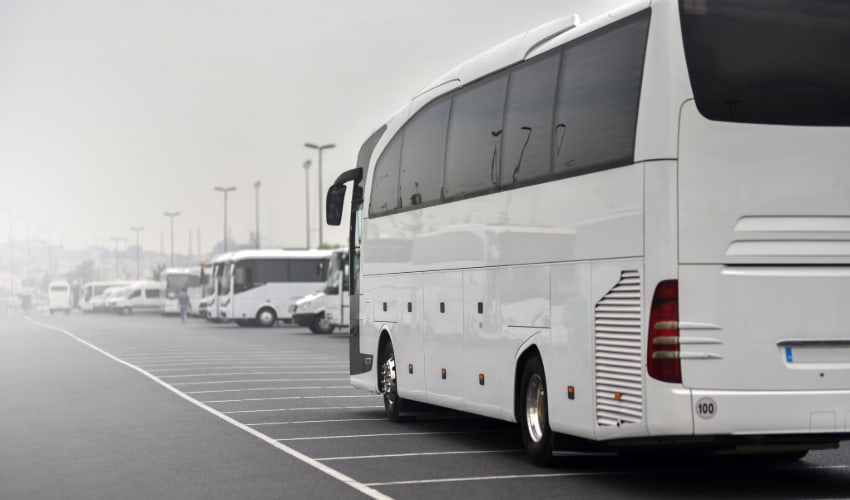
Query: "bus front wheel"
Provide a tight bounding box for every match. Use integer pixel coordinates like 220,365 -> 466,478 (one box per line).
256,308 -> 277,327
380,340 -> 402,422
519,356 -> 554,466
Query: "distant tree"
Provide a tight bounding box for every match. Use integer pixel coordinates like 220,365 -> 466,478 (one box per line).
151,264 -> 166,281
66,260 -> 96,284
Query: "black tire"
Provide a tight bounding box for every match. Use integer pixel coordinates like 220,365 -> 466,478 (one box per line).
256,308 -> 277,328
309,313 -> 335,334
380,340 -> 402,422
519,356 -> 554,466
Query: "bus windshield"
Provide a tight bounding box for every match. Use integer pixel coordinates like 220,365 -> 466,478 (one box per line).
166,274 -> 201,296
680,0 -> 850,125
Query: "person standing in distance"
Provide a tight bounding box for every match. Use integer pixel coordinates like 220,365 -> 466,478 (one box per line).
178,287 -> 191,324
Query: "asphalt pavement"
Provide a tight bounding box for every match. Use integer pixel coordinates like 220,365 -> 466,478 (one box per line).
1,313 -> 848,500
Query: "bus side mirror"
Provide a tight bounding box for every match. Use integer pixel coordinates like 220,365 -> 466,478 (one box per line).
326,184 -> 347,226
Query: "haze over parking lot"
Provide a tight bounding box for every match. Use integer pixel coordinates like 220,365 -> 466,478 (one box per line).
1,0 -> 624,253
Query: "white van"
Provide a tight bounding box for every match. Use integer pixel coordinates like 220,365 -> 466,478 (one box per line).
48,281 -> 73,314
112,281 -> 161,315
80,281 -> 127,313
291,249 -> 349,334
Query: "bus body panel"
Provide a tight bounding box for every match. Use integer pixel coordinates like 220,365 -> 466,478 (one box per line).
678,102 -> 850,393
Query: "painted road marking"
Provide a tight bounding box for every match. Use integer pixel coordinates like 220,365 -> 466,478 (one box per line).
185,386 -> 352,394
223,405 -> 383,414
171,378 -> 348,386
248,418 -> 387,427
205,395 -> 379,404
278,431 -> 510,441
317,449 -> 523,461
25,317 -> 392,500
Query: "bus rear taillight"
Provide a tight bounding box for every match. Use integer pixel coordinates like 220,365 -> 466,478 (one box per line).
647,280 -> 681,383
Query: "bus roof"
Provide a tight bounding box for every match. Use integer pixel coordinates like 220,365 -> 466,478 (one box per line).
228,249 -> 335,261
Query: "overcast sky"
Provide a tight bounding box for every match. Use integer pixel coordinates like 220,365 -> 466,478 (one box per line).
2,0 -> 628,255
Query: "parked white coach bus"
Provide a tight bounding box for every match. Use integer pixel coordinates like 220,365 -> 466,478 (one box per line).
325,0 -> 850,465
160,267 -> 202,315
220,249 -> 333,327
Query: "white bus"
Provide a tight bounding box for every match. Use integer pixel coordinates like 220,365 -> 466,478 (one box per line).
159,267 -> 203,315
291,249 -> 350,334
326,0 -> 850,465
220,249 -> 333,327
47,280 -> 73,314
204,253 -> 233,322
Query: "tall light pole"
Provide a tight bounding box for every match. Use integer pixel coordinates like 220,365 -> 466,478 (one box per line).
253,180 -> 261,249
163,212 -> 180,266
130,226 -> 144,280
214,186 -> 236,252
303,160 -> 311,249
110,236 -> 125,279
305,142 -> 335,248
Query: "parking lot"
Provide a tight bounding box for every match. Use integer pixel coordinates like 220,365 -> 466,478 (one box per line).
3,313 -> 849,500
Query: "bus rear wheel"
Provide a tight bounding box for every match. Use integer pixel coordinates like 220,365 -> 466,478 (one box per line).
309,313 -> 334,334
256,308 -> 277,327
380,340 -> 402,422
519,356 -> 553,466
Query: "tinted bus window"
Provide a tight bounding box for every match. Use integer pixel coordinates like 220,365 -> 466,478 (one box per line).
399,98 -> 451,208
553,11 -> 649,176
680,0 -> 850,126
254,259 -> 289,283
502,52 -> 560,187
444,73 -> 509,199
369,135 -> 402,216
289,259 -> 327,282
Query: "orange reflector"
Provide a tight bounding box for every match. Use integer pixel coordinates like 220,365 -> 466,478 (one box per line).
441,368 -> 446,380
567,386 -> 575,400
479,374 -> 485,385
408,364 -> 413,374
614,392 -> 622,400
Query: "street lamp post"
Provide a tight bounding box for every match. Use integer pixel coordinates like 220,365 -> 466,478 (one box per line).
110,236 -> 125,279
253,180 -> 261,249
163,212 -> 180,266
303,160 -> 311,249
305,142 -> 335,248
130,226 -> 144,280
214,187 -> 236,252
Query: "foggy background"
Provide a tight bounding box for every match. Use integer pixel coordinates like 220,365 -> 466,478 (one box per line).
1,0 -> 627,282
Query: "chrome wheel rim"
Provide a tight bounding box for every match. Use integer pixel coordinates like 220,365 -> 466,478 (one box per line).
258,310 -> 274,325
381,354 -> 397,407
525,374 -> 547,443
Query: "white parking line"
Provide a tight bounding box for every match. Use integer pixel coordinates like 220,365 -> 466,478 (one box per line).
249,418 -> 387,427
171,378 -> 348,386
317,449 -> 523,461
364,471 -> 630,487
150,365 -> 348,373
25,317 -> 392,500
205,395 -> 379,403
160,371 -> 348,378
278,430 -> 509,441
185,385 -> 351,395
223,405 -> 383,414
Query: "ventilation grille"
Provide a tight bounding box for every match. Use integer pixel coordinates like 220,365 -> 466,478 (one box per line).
595,270 -> 643,427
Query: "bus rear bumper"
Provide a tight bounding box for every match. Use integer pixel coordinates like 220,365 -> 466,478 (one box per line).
688,388 -> 850,436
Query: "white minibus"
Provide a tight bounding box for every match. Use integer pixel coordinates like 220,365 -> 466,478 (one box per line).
47,280 -> 73,314
221,249 -> 332,327
326,0 -> 850,465
112,281 -> 161,315
159,267 -> 202,315
291,249 -> 349,334
79,281 -> 127,313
